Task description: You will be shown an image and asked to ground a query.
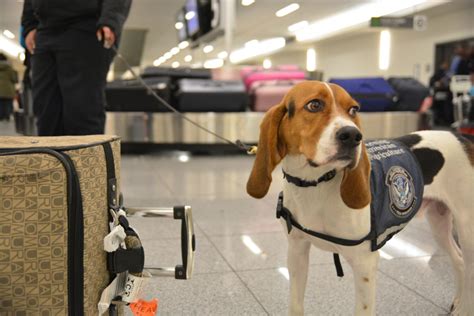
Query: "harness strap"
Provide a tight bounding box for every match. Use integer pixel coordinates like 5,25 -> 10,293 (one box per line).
276,192 -> 371,278
282,169 -> 337,187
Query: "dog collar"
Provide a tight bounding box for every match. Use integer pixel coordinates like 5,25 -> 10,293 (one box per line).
282,169 -> 337,187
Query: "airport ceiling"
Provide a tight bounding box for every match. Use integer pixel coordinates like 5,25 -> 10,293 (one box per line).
0,0 -> 470,69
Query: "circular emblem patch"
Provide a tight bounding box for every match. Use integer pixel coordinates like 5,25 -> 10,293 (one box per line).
385,166 -> 416,217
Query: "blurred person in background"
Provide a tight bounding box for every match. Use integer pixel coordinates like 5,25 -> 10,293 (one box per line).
430,61 -> 454,126
21,0 -> 132,136
0,53 -> 18,122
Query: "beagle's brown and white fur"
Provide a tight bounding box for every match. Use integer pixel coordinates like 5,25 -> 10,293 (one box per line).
247,81 -> 474,315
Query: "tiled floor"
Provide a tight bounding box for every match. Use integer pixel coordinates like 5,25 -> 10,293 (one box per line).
0,121 -> 455,315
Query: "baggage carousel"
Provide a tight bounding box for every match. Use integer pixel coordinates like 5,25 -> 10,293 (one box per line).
105,111 -> 421,148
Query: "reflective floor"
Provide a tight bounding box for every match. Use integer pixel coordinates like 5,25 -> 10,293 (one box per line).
0,121 -> 454,315
121,152 -> 454,316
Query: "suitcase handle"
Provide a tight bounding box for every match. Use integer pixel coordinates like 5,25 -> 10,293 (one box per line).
124,206 -> 195,280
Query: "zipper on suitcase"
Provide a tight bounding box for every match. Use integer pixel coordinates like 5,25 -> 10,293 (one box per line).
0,148 -> 84,315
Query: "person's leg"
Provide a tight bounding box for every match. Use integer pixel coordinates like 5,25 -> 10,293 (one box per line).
56,29 -> 114,135
31,48 -> 64,135
5,99 -> 13,121
0,98 -> 6,120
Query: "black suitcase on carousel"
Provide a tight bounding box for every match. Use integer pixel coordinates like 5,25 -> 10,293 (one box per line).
388,77 -> 429,111
142,66 -> 212,80
105,77 -> 172,112
176,79 -> 248,112
0,135 -> 195,315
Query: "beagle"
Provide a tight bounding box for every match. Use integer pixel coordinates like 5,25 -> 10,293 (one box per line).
246,81 -> 474,315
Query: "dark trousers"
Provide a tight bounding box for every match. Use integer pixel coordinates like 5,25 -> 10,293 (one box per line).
0,98 -> 13,120
32,27 -> 114,136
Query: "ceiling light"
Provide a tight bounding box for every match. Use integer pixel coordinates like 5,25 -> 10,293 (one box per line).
170,47 -> 180,55
0,35 -> 25,58
164,52 -> 172,59
172,61 -> 180,68
217,51 -> 228,59
175,22 -> 184,30
241,0 -> 255,6
296,0 -> 427,42
3,30 -> 15,39
184,55 -> 193,62
288,20 -> 308,32
306,48 -> 316,71
153,59 -> 161,66
204,58 -> 224,69
378,30 -> 391,70
230,37 -> 286,64
245,39 -> 259,48
185,11 -> 195,20
263,58 -> 272,69
191,62 -> 203,68
276,3 -> 300,18
178,41 -> 189,49
203,45 -> 214,53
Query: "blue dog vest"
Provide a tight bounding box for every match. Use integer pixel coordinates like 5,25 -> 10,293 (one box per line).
277,139 -> 424,276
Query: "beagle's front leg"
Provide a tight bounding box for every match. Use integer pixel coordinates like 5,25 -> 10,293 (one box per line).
287,236 -> 311,316
345,249 -> 379,316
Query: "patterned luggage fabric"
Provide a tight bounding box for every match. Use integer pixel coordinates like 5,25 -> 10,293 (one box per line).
0,135 -> 120,315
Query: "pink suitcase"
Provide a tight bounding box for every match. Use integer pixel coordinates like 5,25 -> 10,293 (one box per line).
244,69 -> 307,90
251,80 -> 303,112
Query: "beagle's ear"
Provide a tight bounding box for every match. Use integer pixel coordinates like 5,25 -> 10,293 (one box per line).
340,144 -> 371,209
247,103 -> 288,198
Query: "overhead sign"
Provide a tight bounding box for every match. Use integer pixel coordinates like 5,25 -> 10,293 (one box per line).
370,16 -> 427,31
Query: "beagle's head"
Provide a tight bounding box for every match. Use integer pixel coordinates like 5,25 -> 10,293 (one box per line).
246,81 -> 371,209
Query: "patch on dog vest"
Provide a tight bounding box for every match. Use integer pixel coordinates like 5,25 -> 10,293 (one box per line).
366,139 -> 424,251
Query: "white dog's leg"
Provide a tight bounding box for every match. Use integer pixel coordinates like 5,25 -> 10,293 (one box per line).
452,210 -> 474,316
425,201 -> 464,311
345,250 -> 379,316
287,237 -> 311,316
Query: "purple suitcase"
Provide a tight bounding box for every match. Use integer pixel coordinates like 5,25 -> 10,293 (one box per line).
251,80 -> 303,112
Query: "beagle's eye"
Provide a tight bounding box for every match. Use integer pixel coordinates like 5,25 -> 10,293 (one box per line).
304,99 -> 325,113
348,106 -> 360,117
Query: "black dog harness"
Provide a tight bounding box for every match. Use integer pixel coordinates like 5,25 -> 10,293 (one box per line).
277,140 -> 424,277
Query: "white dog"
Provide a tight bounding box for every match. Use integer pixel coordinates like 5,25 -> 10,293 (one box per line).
246,81 -> 473,315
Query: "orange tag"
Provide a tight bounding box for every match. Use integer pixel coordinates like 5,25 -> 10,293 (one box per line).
129,299 -> 158,316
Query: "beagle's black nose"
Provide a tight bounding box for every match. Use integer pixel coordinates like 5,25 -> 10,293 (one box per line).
336,126 -> 362,148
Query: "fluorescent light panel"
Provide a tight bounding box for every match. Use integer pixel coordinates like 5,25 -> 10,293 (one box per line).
204,58 -> 224,69
184,55 -> 193,62
276,3 -> 300,17
230,37 -> 286,64
296,0 -> 427,42
217,51 -> 228,59
278,267 -> 290,280
172,61 -> 180,68
379,30 -> 391,70
175,22 -> 184,30
170,47 -> 180,55
3,30 -> 15,39
203,45 -> 214,53
306,48 -> 316,71
288,20 -> 308,32
263,58 -> 272,69
185,11 -> 195,20
0,35 -> 25,58
241,0 -> 255,6
178,41 -> 189,49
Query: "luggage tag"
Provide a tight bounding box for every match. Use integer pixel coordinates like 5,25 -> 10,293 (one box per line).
130,298 -> 158,316
98,272 -> 127,315
121,271 -> 152,303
